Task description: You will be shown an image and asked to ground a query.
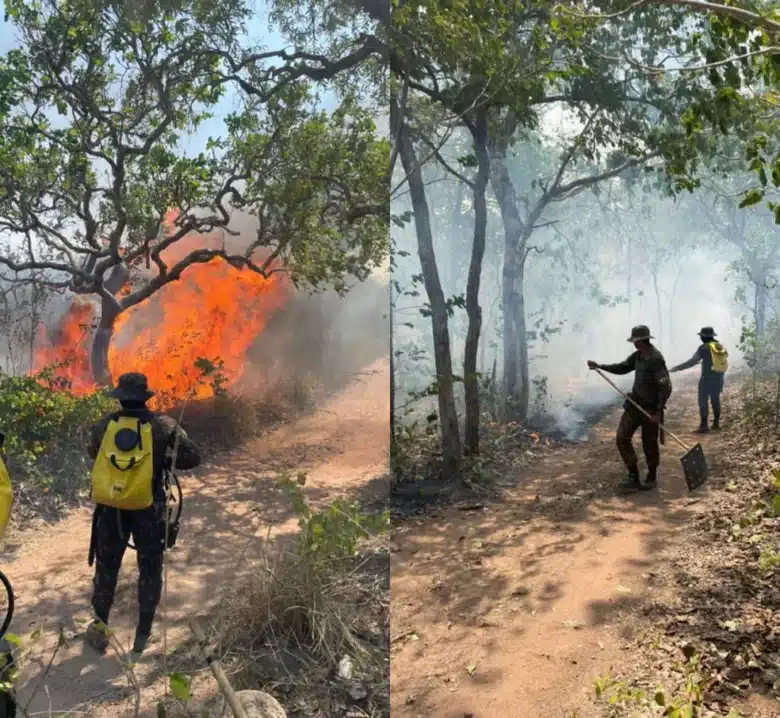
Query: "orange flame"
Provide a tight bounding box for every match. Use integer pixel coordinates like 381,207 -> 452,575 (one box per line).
32,298 -> 96,395
31,231 -> 289,408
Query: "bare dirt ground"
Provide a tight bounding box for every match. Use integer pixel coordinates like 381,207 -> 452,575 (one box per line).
0,359 -> 389,717
390,378 -> 780,718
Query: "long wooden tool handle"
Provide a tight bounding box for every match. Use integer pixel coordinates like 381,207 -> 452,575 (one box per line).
592,367 -> 691,451
189,619 -> 249,718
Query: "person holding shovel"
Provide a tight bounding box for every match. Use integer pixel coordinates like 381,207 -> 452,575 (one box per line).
668,326 -> 728,433
587,325 -> 673,492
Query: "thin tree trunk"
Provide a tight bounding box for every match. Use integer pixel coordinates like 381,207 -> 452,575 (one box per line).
395,110 -> 461,478
754,277 -> 768,370
449,182 -> 465,294
668,263 -> 683,342
509,256 -> 530,421
652,268 -> 663,345
29,282 -> 41,374
463,110 -> 490,456
389,269 -> 396,455
756,279 -> 767,339
626,233 -> 632,319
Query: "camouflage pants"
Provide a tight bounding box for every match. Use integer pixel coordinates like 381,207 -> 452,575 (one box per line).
91,504 -> 165,634
616,406 -> 660,471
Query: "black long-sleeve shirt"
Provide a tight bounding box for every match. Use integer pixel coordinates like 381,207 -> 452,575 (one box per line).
670,343 -> 713,376
599,345 -> 670,411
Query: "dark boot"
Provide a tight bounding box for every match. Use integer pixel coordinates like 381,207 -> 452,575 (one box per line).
617,467 -> 641,493
711,415 -> 720,431
129,629 -> 151,662
640,467 -> 658,491
84,621 -> 110,655
694,422 -> 709,434
129,609 -> 155,661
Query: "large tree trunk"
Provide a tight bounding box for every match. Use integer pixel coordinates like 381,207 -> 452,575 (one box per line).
463,111 -> 490,455
396,115 -> 461,477
91,300 -> 120,387
490,159 -> 531,422
90,265 -> 129,386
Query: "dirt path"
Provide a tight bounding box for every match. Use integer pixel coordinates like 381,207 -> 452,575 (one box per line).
390,379 -> 738,718
0,359 -> 389,717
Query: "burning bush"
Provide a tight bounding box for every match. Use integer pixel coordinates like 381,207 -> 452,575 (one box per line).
32,253 -> 290,407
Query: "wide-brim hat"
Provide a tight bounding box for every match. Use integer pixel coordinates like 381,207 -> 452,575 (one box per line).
698,326 -> 717,338
627,325 -> 654,342
107,372 -> 155,402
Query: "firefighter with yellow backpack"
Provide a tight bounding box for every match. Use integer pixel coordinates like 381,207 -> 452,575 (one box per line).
669,326 -> 729,433
85,373 -> 201,660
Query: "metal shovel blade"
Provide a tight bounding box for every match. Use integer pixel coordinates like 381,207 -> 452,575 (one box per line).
680,442 -> 707,491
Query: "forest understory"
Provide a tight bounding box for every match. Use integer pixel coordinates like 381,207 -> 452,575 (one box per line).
390,376 -> 780,718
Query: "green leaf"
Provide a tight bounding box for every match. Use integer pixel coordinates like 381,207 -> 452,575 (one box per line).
654,690 -> 665,706
738,189 -> 763,208
772,494 -> 780,517
169,672 -> 192,702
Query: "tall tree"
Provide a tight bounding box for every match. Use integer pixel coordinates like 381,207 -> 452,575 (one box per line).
392,96 -> 462,475
0,0 -> 388,384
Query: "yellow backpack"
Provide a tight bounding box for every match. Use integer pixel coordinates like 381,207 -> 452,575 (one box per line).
91,416 -> 155,510
0,453 -> 12,540
708,341 -> 729,374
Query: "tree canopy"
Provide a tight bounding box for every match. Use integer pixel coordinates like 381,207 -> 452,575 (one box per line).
0,0 -> 389,382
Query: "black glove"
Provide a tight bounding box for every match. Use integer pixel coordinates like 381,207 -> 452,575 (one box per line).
587,360 -> 600,370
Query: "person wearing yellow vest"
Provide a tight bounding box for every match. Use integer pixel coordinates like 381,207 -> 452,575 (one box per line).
0,433 -> 12,543
0,432 -> 18,718
84,373 -> 201,660
669,326 -> 729,433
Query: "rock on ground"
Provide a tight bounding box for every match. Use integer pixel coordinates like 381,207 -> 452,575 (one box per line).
216,690 -> 287,718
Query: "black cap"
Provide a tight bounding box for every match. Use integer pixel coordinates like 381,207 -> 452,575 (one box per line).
107,373 -> 155,402
698,326 -> 717,338
627,325 -> 654,342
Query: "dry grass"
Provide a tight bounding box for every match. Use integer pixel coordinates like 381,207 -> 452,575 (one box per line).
182,374 -> 325,451
211,534 -> 389,717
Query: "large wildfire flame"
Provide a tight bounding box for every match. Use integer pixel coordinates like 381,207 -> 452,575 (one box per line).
31,229 -> 289,408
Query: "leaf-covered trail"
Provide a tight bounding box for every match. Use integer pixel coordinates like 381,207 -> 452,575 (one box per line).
0,359 -> 389,717
390,380 -> 757,718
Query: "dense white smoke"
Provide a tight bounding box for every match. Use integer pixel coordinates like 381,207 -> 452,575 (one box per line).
392,187 -> 747,439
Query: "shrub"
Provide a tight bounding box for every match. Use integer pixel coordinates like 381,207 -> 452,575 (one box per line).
277,473 -> 390,559
0,368 -> 115,505
215,474 -> 389,710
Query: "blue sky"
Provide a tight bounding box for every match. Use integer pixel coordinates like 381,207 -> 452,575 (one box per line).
0,3 -> 337,155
